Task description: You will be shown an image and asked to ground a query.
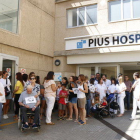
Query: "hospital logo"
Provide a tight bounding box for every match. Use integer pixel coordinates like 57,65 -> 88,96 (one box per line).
77,40 -> 86,49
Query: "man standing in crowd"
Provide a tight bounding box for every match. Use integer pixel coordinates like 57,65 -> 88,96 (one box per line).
124,75 -> 132,110
102,74 -> 111,97
94,73 -> 100,86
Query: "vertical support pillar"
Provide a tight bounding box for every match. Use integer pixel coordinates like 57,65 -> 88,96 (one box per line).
95,66 -> 100,74
117,65 -> 120,78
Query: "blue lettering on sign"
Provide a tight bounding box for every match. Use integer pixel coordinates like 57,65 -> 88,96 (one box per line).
77,40 -> 86,49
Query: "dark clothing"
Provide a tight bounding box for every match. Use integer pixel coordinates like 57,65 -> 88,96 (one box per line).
21,106 -> 40,124
86,99 -> 91,116
68,82 -> 77,101
125,91 -> 131,110
14,94 -> 21,115
124,81 -> 132,91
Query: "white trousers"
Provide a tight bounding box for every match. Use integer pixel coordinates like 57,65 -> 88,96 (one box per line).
117,96 -> 125,114
131,98 -> 140,119
45,96 -> 55,123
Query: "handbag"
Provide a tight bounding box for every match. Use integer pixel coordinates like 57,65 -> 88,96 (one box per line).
5,79 -> 10,97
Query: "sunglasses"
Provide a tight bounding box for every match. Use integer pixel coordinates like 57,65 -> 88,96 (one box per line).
30,78 -> 35,80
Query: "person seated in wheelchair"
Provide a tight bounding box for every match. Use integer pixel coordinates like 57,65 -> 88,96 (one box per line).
18,85 -> 40,129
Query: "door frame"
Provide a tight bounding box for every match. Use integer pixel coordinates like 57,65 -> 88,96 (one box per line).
77,64 -> 120,78
0,53 -> 19,75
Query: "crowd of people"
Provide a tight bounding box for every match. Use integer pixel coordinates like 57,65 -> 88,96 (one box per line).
0,70 -> 140,130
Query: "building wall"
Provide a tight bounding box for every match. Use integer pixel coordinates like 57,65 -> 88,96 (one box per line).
55,0 -> 140,52
54,0 -> 140,76
0,0 -> 55,82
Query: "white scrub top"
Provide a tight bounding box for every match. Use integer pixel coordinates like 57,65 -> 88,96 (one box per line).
133,79 -> 140,99
117,83 -> 126,97
95,84 -> 107,101
0,78 -> 11,91
0,82 -> 6,103
103,79 -> 111,95
108,84 -> 117,94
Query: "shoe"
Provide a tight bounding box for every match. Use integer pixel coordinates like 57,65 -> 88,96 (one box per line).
3,115 -> 8,119
66,118 -> 73,121
46,122 -> 55,125
23,124 -> 29,129
117,114 -> 123,117
129,118 -> 135,121
5,114 -> 8,119
62,117 -> 65,120
79,121 -> 86,125
57,117 -> 62,120
32,124 -> 38,129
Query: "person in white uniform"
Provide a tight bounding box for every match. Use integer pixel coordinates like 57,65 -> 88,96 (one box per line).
0,82 -> 6,130
117,77 -> 126,117
102,74 -> 111,97
0,71 -> 12,119
108,78 -> 117,94
130,72 -> 140,121
95,78 -> 107,101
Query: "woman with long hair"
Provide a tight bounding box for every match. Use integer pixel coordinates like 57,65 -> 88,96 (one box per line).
77,74 -> 88,125
13,72 -> 24,120
36,76 -> 40,85
108,78 -> 117,95
117,77 -> 126,117
25,75 -> 40,98
95,78 -> 107,101
22,74 -> 28,88
44,71 -> 57,125
67,76 -> 78,122
0,71 -> 12,119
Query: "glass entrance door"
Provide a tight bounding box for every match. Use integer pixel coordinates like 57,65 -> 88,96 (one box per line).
3,59 -> 16,91
100,66 -> 117,79
79,67 -> 95,78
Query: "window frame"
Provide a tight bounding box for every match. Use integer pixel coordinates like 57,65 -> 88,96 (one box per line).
108,0 -> 140,22
67,4 -> 98,28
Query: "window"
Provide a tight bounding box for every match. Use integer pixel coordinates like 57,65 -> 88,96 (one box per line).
109,0 -> 140,22
86,5 -> 97,24
67,5 -> 97,28
133,0 -> 140,18
0,0 -> 19,33
109,0 -> 121,21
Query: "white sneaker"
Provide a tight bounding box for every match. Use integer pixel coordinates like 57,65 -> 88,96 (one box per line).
3,115 -> 8,119
129,118 -> 135,121
5,114 -> 9,119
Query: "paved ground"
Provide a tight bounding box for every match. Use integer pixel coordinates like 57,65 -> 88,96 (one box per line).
0,110 -> 140,140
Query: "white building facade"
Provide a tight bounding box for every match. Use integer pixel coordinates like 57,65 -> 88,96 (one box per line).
55,0 -> 140,80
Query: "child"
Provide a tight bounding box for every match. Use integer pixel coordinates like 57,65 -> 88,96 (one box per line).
91,94 -> 100,113
58,84 -> 68,120
56,82 -> 62,102
99,97 -> 107,108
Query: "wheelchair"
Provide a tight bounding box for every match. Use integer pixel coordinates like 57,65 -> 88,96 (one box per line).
18,107 -> 41,132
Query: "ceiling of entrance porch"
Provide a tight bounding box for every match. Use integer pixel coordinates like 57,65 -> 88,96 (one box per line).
119,62 -> 140,70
